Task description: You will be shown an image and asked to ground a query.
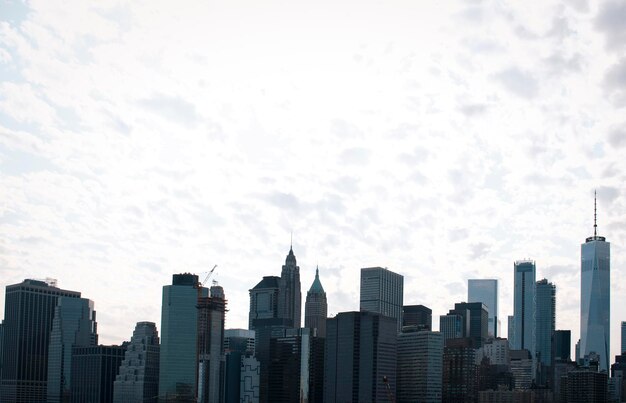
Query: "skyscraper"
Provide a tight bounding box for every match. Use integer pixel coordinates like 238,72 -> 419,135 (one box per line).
223,329 -> 255,403
324,311 -> 397,403
197,284 -> 227,403
443,338 -> 477,403
304,266 -> 328,337
47,297 -> 98,403
513,260 -> 536,354
440,313 -> 464,342
535,279 -> 555,385
622,322 -> 626,354
468,279 -> 499,338
360,267 -> 404,332
278,246 -> 302,329
580,193 -> 610,372
0,279 -> 82,403
508,315 -> 515,350
403,305 -> 432,331
397,328 -> 443,403
159,273 -> 207,402
113,322 -> 160,403
70,344 -> 126,403
442,302 -> 488,348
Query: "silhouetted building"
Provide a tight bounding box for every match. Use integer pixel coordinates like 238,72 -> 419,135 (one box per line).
304,267 -> 327,338
397,328 -> 443,403
445,302 -> 489,348
70,344 -> 126,403
324,311 -> 397,403
197,284 -> 226,403
278,246 -> 302,329
477,358 -> 513,392
610,352 -> 626,403
443,338 -> 477,403
468,279 -> 499,338
440,313 -> 464,342
0,279 -> 82,403
113,322 -> 160,403
48,297 -> 98,403
509,350 -> 532,390
360,267 -> 404,332
159,273 -> 207,402
553,330 -> 571,362
560,368 -> 607,403
535,279 -> 555,386
402,305 -> 432,331
224,329 -> 255,403
580,194 -> 610,372
513,260 -> 536,355
508,315 -> 515,350
268,328 -> 324,403
553,360 -> 576,403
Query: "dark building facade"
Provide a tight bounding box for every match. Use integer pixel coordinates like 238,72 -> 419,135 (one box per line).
0,279 -> 82,403
446,302 -> 488,348
113,322 -> 160,403
223,329 -> 255,403
70,345 -> 126,403
443,338 -> 477,403
324,311 -> 397,403
278,246 -> 302,329
535,278 -> 555,386
304,267 -> 327,338
402,305 -> 432,331
197,285 -> 227,403
560,368 -> 607,403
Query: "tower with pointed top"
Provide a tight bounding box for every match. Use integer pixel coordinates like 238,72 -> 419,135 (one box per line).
580,191 -> 610,372
278,245 -> 302,329
305,267 -> 328,337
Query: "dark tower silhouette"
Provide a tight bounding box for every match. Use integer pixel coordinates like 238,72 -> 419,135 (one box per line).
305,266 -> 327,337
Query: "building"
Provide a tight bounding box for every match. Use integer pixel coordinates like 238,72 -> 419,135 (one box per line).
443,302 -> 489,348
304,267 -> 328,338
113,322 -> 160,403
509,350 -> 532,390
553,330 -> 571,362
397,329 -> 443,403
468,279 -> 499,338
324,311 -> 397,403
560,368 -> 607,403
47,297 -> 98,403
443,338 -> 477,403
268,328 -> 324,403
580,193 -> 610,372
159,273 -> 207,402
610,352 -> 626,403
0,279 -> 82,403
240,355 -> 260,403
278,246 -> 302,329
197,284 -> 227,403
70,345 -> 126,403
535,279 -> 555,386
249,276 -> 281,329
513,260 -> 536,354
360,267 -> 404,332
481,338 -> 511,366
440,313 -> 464,342
402,305 -> 432,330
622,322 -> 626,354
224,329 -> 255,403
507,315 -> 515,350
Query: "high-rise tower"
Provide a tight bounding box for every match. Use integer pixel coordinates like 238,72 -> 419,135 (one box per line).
468,279 -> 499,338
360,267 -> 404,332
580,192 -> 610,372
278,245 -> 302,329
535,279 -> 555,386
304,266 -> 328,337
513,260 -> 536,354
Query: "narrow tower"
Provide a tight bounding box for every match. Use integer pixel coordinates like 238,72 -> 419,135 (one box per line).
580,191 -> 610,372
305,266 -> 328,337
278,245 -> 302,329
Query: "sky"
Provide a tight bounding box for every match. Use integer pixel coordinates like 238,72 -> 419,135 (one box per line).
0,0 -> 625,359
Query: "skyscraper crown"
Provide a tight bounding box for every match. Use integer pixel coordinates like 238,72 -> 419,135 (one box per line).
308,266 -> 325,294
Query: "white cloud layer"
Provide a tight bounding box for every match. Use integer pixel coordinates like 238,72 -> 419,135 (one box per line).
1,0 -> 625,358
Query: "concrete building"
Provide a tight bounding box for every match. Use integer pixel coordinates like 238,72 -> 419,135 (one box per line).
113,322 -> 160,403
159,273 -> 207,402
507,315 -> 515,350
580,195 -> 610,372
0,279 -> 83,403
47,297 -> 98,403
397,329 -> 443,403
468,279 -> 499,338
304,267 -> 327,338
360,267 -> 404,332
324,311 -> 397,403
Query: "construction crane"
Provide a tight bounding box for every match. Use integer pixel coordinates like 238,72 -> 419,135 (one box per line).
201,265 -> 217,287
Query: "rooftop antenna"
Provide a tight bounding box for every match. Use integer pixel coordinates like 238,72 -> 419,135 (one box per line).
594,190 -> 597,237
290,230 -> 293,250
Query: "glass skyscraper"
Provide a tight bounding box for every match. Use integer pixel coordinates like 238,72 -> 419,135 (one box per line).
513,260 -> 536,354
360,267 -> 404,332
468,279 -> 499,338
535,279 -> 555,386
580,196 -> 610,372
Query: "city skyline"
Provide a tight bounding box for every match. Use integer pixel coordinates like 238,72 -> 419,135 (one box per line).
1,0 -> 626,372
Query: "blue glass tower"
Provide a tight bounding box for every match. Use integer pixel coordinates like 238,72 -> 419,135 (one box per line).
580,193 -> 610,372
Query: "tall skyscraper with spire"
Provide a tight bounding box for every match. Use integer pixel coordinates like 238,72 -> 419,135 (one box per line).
580,192 -> 610,372
305,266 -> 328,337
278,244 -> 302,329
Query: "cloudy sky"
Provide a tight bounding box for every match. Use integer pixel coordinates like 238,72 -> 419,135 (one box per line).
1,0 -> 625,358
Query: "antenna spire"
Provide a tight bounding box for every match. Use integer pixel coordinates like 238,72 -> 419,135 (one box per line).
290,230 -> 293,250
594,190 -> 597,237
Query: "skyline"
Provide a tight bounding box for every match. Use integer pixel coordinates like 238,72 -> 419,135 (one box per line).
1,0 -> 626,370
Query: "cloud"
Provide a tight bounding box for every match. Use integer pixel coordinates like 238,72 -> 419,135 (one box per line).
138,94 -> 198,127
339,147 -> 371,166
608,126 -> 626,148
604,59 -> 626,107
494,68 -> 539,99
594,1 -> 626,52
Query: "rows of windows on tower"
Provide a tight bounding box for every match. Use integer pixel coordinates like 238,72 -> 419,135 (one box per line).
0,206 -> 619,403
